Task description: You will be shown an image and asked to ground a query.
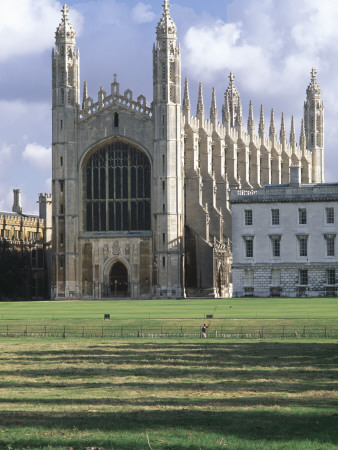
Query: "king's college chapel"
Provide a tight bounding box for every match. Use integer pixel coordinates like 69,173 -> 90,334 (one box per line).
51,2 -> 324,299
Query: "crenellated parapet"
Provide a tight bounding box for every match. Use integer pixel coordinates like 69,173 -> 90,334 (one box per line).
79,77 -> 152,121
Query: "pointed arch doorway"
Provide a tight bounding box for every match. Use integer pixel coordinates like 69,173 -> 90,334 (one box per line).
109,261 -> 129,297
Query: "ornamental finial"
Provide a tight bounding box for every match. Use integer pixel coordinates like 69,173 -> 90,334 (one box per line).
62,4 -> 69,17
163,0 -> 170,13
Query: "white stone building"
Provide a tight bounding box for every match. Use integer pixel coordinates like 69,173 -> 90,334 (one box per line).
231,167 -> 338,297
51,3 -> 324,300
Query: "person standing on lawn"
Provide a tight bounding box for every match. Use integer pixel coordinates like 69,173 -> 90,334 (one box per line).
201,323 -> 209,338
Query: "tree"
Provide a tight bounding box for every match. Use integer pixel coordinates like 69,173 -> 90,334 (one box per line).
0,240 -> 27,299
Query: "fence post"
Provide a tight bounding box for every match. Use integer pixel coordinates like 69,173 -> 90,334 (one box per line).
261,326 -> 264,339
102,325 -> 104,338
44,325 -> 47,337
282,325 -> 285,339
121,326 -> 123,337
324,325 -> 327,338
63,326 -> 66,338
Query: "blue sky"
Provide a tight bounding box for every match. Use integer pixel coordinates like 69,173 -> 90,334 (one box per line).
1,0 -> 338,214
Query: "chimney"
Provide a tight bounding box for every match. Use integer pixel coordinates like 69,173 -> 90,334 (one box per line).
289,166 -> 301,187
12,189 -> 22,214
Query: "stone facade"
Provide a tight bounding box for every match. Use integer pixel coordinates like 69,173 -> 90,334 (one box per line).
230,168 -> 338,297
51,3 -> 324,300
0,190 -> 52,299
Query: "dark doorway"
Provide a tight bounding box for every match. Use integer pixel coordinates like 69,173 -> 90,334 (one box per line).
109,261 -> 129,297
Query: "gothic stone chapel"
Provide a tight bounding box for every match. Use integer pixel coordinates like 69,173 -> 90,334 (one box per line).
51,3 -> 324,299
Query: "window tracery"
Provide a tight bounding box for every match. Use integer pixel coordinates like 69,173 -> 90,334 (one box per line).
85,141 -> 151,232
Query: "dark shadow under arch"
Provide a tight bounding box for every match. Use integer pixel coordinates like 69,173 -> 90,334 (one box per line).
109,261 -> 129,297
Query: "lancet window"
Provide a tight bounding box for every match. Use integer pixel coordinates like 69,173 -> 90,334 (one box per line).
85,141 -> 151,232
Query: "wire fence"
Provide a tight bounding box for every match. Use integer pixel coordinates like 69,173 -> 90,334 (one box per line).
0,323 -> 337,339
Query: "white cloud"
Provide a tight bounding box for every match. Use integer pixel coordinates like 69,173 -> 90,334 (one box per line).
132,2 -> 156,24
22,143 -> 51,171
183,0 -> 338,96
0,144 -> 12,159
183,20 -> 271,87
0,0 -> 83,62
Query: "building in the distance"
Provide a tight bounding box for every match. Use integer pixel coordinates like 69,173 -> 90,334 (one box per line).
51,3 -> 324,300
230,167 -> 338,297
0,189 -> 52,299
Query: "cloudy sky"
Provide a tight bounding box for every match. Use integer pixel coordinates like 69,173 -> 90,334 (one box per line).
1,0 -> 338,214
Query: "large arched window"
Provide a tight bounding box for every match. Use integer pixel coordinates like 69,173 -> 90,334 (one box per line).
85,141 -> 151,231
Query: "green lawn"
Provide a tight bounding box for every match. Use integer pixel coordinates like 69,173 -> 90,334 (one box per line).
0,338 -> 337,449
0,298 -> 337,339
0,297 -> 337,319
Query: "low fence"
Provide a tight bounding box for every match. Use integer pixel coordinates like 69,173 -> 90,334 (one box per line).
0,323 -> 337,339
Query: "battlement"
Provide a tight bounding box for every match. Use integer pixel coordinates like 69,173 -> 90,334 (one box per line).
79,81 -> 152,121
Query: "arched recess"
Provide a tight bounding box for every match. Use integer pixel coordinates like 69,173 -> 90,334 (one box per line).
82,139 -> 151,233
110,261 -> 129,296
103,257 -> 130,297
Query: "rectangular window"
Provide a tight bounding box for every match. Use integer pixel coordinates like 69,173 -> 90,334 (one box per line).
271,269 -> 281,286
327,269 -> 336,285
299,208 -> 307,224
326,235 -> 335,256
245,209 -> 253,226
245,239 -> 253,258
271,237 -> 280,257
59,181 -> 64,192
245,269 -> 254,286
271,209 -> 279,225
299,269 -> 308,285
162,256 -> 166,267
326,207 -> 334,224
162,233 -> 165,243
298,236 -> 308,257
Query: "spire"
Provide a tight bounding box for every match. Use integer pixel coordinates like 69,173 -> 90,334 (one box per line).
82,82 -> 88,108
247,100 -> 254,135
183,77 -> 190,115
235,96 -> 242,130
280,112 -> 286,142
156,0 -> 177,40
222,91 -> 230,125
55,4 -> 76,45
300,118 -> 306,150
196,82 -> 205,122
269,109 -> 276,141
210,87 -> 218,124
53,4 -> 80,107
307,67 -> 321,96
290,115 -> 296,147
258,104 -> 265,139
224,72 -> 241,128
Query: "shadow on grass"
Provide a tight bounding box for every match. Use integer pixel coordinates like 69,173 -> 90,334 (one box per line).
0,341 -> 337,448
0,409 -> 337,446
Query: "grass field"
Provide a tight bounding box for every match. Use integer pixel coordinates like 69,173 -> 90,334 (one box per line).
0,337 -> 337,449
0,299 -> 337,448
1,297 -> 338,319
0,298 -> 337,339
